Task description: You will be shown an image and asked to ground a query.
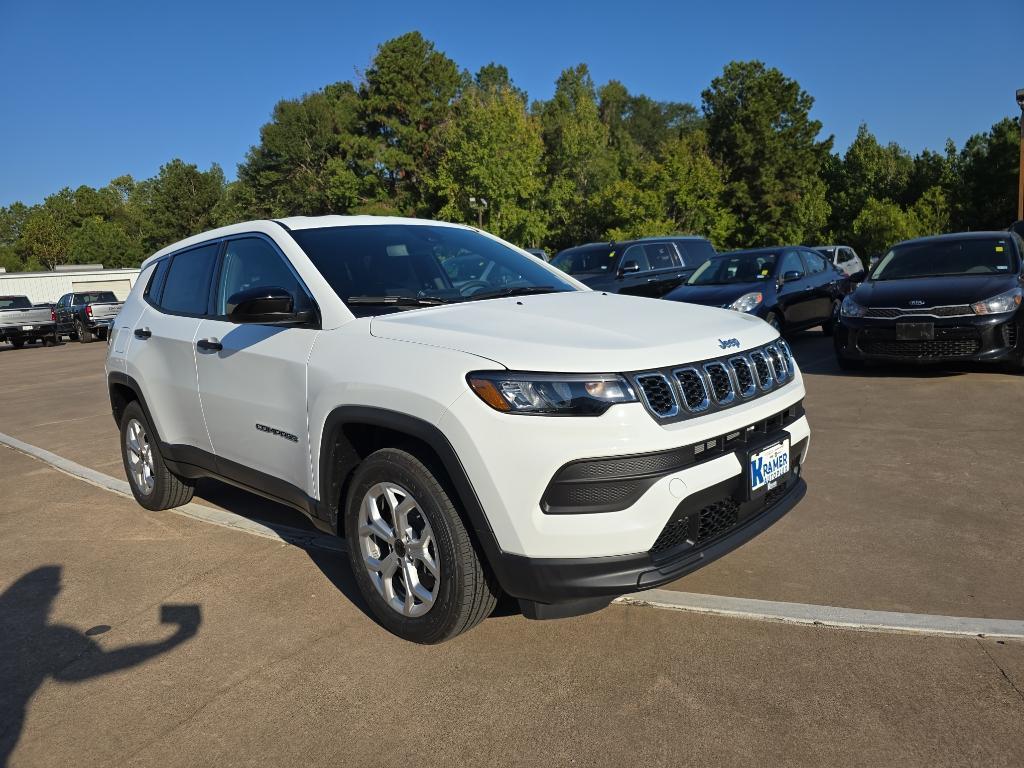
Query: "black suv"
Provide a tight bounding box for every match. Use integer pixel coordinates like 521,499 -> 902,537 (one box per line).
550,236 -> 715,298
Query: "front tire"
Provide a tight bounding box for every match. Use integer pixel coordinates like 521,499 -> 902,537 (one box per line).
344,448 -> 499,643
119,401 -> 194,510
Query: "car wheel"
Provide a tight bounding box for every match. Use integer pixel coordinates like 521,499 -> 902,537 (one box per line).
344,448 -> 499,644
77,321 -> 92,343
764,312 -> 782,333
119,401 -> 194,510
821,300 -> 841,337
10,338 -> 24,349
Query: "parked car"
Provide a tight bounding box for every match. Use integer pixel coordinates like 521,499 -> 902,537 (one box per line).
834,232 -> 1024,370
0,295 -> 57,348
550,236 -> 716,298
524,248 -> 548,261
54,290 -> 124,343
664,246 -> 849,335
106,217 -> 810,643
813,245 -> 865,278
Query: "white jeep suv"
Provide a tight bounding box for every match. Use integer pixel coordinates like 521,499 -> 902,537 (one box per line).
106,216 -> 810,643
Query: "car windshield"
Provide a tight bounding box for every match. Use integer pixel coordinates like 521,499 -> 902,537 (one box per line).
872,237 -> 1017,280
0,296 -> 32,309
687,252 -> 778,285
550,245 -> 617,276
290,224 -> 577,315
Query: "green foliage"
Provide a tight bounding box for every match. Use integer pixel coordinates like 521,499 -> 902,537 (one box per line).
703,61 -> 833,247
1,32 -> 1019,272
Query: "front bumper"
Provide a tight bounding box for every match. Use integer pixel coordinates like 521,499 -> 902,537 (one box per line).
835,313 -> 1022,363
493,465 -> 806,615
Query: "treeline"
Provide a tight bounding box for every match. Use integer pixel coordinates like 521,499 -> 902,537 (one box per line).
1,32 -> 1019,272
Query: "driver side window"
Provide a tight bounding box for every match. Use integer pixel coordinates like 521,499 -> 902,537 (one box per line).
217,237 -> 309,316
620,244 -> 651,272
780,251 -> 804,279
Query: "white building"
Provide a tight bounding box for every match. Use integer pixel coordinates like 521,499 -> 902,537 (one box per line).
0,267 -> 141,304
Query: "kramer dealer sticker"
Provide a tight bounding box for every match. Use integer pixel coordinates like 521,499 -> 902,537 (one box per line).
749,439 -> 790,493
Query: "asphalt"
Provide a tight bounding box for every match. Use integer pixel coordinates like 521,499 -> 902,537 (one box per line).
2,448 -> 1022,767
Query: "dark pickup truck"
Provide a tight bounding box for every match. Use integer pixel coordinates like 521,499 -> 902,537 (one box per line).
54,290 -> 124,343
0,295 -> 58,348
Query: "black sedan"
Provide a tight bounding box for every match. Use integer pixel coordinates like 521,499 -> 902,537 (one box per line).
663,246 -> 849,335
834,232 -> 1024,371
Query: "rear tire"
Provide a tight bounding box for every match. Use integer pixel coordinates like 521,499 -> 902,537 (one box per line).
344,448 -> 499,643
119,401 -> 194,510
10,338 -> 24,349
77,321 -> 92,343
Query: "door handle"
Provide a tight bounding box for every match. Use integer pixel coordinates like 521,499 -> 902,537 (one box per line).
134,328 -> 151,339
646,278 -> 657,283
196,338 -> 222,352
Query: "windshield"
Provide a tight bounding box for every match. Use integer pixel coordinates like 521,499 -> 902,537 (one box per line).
872,237 -> 1017,281
673,239 -> 716,267
290,224 -> 577,315
688,252 -> 778,285
550,245 -> 616,276
0,296 -> 32,309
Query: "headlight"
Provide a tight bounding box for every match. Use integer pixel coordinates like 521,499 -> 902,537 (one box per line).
971,287 -> 1022,315
841,295 -> 866,318
728,292 -> 763,313
467,372 -> 637,415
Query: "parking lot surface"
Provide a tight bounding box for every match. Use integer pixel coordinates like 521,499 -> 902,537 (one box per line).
1,336 -> 1023,766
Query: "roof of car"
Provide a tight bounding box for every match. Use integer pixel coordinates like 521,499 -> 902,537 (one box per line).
556,235 -> 710,254
718,246 -> 801,257
893,231 -> 1015,247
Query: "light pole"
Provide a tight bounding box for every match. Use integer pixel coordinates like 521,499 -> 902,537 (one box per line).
469,196 -> 488,229
1017,89 -> 1024,221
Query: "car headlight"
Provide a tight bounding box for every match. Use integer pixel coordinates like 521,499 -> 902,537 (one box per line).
841,295 -> 866,318
971,287 -> 1022,315
728,292 -> 763,313
468,372 -> 637,415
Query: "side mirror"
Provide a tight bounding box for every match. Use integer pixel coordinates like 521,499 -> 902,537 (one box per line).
227,286 -> 313,325
782,270 -> 803,283
617,260 -> 641,278
850,270 -> 867,283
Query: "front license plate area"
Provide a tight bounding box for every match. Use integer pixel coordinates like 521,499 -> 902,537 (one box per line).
896,322 -> 934,341
746,438 -> 790,500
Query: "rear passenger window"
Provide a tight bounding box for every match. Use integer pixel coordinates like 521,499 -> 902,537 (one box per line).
159,244 -> 219,315
216,237 -> 310,316
644,242 -> 682,270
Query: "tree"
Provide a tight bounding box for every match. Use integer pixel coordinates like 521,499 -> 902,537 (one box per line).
359,32 -> 462,215
539,65 -> 618,248
19,209 -> 70,269
238,82 -> 365,217
702,61 -> 832,246
660,131 -> 735,245
138,160 -> 226,251
851,197 -> 918,257
909,185 -> 950,237
430,85 -> 546,245
952,116 -> 1019,230
71,217 -> 142,267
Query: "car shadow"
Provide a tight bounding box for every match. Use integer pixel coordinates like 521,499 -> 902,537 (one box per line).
0,565 -> 201,767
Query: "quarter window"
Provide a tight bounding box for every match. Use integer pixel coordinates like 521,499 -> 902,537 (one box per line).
159,244 -> 219,315
145,259 -> 170,304
216,237 -> 311,316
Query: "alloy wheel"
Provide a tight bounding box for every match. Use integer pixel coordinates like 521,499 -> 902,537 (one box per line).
124,418 -> 155,495
357,482 -> 440,617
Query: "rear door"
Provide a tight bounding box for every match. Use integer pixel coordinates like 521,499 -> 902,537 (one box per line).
195,234 -> 319,497
775,250 -> 813,327
640,242 -> 689,297
127,243 -> 219,453
799,249 -> 835,324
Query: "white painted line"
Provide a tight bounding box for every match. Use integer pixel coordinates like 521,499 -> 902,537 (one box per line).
615,591 -> 1024,640
0,431 -> 342,553
5,429 -> 1023,639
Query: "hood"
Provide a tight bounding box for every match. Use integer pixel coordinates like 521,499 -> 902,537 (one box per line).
664,282 -> 768,307
854,275 -> 1018,308
370,291 -> 775,372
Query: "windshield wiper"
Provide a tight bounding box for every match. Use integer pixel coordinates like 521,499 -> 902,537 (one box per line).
463,286 -> 559,300
346,296 -> 451,307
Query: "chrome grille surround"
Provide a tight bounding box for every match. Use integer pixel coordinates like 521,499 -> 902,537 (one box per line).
629,341 -> 797,423
673,366 -> 711,413
702,361 -> 736,405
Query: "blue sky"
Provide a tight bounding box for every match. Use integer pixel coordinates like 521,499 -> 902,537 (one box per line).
1,0 -> 1019,207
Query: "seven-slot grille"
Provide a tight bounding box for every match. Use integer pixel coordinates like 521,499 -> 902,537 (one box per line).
631,342 -> 796,422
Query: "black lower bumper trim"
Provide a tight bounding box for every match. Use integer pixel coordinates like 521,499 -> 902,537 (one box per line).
491,476 -> 807,606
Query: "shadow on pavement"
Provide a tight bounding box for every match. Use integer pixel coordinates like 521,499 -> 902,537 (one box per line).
785,331 -> 976,379
0,566 -> 201,767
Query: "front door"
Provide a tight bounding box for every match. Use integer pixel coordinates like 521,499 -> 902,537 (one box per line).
195,235 -> 319,499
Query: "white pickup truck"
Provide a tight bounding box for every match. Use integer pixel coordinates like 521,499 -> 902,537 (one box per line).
105,216 -> 810,643
0,295 -> 57,348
